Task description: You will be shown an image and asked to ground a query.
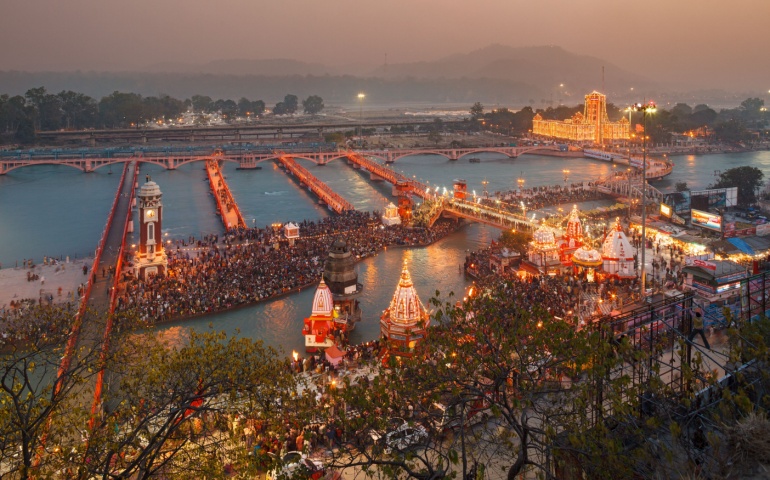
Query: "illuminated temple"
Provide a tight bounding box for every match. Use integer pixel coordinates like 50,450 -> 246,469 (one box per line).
532,92 -> 629,144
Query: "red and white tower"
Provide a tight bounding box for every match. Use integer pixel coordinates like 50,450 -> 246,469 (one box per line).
135,178 -> 167,279
380,260 -> 429,358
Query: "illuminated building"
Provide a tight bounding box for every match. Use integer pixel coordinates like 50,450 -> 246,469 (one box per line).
532,91 -> 629,144
380,261 -> 429,357
135,179 -> 168,280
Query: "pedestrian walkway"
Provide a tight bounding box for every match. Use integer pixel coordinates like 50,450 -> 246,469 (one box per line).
206,159 -> 247,230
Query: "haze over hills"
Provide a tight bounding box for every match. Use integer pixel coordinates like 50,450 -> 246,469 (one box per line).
0,45 -> 758,109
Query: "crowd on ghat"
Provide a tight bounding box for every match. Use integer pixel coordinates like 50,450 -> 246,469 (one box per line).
116,211 -> 460,322
496,183 -> 608,211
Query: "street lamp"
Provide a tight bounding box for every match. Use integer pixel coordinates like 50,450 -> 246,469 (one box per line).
631,101 -> 657,299
357,93 -> 366,149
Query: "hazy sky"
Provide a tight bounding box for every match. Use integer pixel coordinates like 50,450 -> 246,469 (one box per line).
1,0 -> 768,90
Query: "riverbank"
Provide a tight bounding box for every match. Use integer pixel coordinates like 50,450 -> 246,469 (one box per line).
0,257 -> 93,313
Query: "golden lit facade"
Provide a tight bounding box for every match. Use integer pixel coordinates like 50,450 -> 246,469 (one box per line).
532,91 -> 629,144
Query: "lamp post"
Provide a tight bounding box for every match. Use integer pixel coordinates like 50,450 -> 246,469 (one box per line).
631,101 -> 657,299
357,93 -> 366,149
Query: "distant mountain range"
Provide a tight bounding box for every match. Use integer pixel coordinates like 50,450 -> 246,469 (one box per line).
0,45 -> 746,107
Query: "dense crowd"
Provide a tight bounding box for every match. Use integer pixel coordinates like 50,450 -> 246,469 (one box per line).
116,211 -> 460,322
496,183 -> 608,211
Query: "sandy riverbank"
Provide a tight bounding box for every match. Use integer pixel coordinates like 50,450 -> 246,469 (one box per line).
0,257 -> 94,311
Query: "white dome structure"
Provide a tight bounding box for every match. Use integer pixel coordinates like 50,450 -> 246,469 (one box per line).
601,219 -> 636,278
533,220 -> 556,245
572,245 -> 603,268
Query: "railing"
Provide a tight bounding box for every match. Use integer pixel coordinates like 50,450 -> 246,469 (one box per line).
277,155 -> 355,213
90,160 -> 139,425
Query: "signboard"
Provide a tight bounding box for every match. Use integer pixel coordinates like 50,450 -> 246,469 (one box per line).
660,203 -> 672,218
690,187 -> 737,208
663,191 -> 691,217
756,223 -> 770,236
691,209 -> 722,232
693,259 -> 717,270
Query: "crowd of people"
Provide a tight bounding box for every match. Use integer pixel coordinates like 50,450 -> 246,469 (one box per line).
497,183 -> 608,211
116,211 -> 460,323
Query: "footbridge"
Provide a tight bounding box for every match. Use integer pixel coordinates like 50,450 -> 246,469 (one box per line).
430,198 -> 538,231
206,159 -> 247,230
362,145 -> 561,163
344,152 -> 432,199
277,155 -> 355,214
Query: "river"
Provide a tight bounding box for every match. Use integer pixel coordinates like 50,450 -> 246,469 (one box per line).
1,149 -> 768,354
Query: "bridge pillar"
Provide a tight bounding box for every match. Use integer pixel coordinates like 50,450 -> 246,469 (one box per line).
370,172 -> 384,182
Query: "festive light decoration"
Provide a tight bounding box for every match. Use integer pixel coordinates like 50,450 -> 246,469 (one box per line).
532,92 -> 630,144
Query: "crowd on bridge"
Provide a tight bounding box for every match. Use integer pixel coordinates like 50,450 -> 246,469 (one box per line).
116,211 -> 460,322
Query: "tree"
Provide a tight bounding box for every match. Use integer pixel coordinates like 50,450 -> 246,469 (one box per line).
470,102 -> 484,119
283,94 -> 299,114
713,119 -> 750,145
190,95 -> 213,113
302,95 -> 324,115
0,305 -> 105,479
66,328 -> 301,480
498,230 -> 531,253
711,166 -> 764,207
427,129 -> 442,145
318,283 -> 663,479
272,102 -> 287,115
671,103 -> 693,118
675,182 -> 689,192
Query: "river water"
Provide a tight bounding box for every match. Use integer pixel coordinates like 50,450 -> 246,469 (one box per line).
2,150 -> 769,354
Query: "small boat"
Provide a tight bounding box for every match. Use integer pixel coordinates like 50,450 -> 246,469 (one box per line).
469,157 -> 481,163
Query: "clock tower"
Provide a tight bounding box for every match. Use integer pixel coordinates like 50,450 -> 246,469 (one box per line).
135,178 -> 167,279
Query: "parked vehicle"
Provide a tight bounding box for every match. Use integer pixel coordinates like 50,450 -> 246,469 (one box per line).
267,451 -> 326,480
369,418 -> 428,454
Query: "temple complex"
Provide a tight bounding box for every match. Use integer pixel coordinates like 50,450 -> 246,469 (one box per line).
380,261 -> 429,357
557,205 -> 585,265
532,91 -> 630,144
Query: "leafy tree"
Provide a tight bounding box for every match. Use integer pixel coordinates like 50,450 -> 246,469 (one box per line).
711,165 -> 764,207
675,182 -> 689,192
98,91 -> 145,128
302,95 -> 325,115
58,90 -> 98,130
190,95 -> 213,113
320,284 -> 664,479
14,115 -> 36,144
0,305 -> 104,479
272,102 -> 287,115
671,103 -> 693,118
283,94 -> 299,114
0,94 -> 28,133
66,328 -> 301,480
470,102 -> 484,119
427,129 -> 442,145
713,119 -> 750,145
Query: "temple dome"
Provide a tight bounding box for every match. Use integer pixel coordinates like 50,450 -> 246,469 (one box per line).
565,205 -> 582,240
533,221 -> 556,245
572,245 -> 603,267
602,219 -> 635,261
310,278 -> 333,317
387,261 -> 427,326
